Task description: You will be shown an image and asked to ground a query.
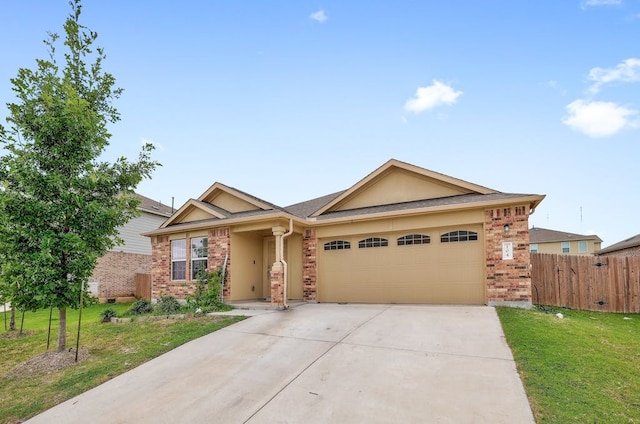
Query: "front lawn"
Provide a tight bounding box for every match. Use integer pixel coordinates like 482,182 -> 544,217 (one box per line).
0,303 -> 245,423
497,306 -> 640,423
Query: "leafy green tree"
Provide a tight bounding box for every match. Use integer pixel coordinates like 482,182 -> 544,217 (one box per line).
0,0 -> 158,351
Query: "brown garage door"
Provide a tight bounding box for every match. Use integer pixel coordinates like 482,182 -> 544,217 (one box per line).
317,226 -> 485,304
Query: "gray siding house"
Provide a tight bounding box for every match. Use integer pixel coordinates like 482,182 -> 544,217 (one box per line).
89,194 -> 173,300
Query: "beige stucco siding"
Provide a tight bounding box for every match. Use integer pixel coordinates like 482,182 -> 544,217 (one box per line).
212,191 -> 259,213
333,169 -> 472,212
315,209 -> 485,239
286,234 -> 304,300
229,232 -> 264,300
317,224 -> 485,304
533,239 -> 601,255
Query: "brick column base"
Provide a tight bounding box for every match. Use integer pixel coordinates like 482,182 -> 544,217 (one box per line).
270,263 -> 284,307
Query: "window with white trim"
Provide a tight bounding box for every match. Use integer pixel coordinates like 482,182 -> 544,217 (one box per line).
171,239 -> 186,280
561,241 -> 570,254
440,230 -> 478,243
578,240 -> 588,253
324,240 -> 351,251
191,236 -> 208,280
397,234 -> 430,246
358,237 -> 388,248
530,243 -> 538,253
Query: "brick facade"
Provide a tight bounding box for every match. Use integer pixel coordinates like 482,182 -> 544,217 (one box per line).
270,266 -> 284,305
303,228 -> 317,301
150,228 -> 231,301
90,251 -> 151,299
209,228 -> 231,300
485,206 -> 532,306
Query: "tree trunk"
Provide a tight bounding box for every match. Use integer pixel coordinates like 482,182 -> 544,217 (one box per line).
57,307 -> 67,352
10,307 -> 16,331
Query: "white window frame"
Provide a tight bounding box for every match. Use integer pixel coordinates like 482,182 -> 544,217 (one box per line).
578,240 -> 588,253
530,243 -> 538,253
171,239 -> 186,281
561,241 -> 570,254
191,236 -> 208,280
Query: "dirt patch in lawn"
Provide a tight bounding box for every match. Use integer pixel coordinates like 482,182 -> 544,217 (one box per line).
4,349 -> 90,379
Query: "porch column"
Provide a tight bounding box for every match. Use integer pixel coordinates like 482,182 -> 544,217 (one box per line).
270,226 -> 286,306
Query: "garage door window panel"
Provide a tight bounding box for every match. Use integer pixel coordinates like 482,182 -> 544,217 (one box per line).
440,230 -> 478,243
324,240 -> 351,251
397,234 -> 430,246
358,237 -> 388,248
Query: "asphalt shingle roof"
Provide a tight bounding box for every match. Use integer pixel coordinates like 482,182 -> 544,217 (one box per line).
596,233 -> 640,255
529,227 -> 602,243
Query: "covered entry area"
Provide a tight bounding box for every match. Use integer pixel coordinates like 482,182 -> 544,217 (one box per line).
317,225 -> 485,304
229,223 -> 304,302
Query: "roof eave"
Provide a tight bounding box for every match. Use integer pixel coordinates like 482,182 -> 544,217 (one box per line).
309,194 -> 545,226
143,211 -> 306,237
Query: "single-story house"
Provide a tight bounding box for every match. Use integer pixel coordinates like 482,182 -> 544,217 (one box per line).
144,159 -> 545,308
595,234 -> 640,257
529,227 -> 602,255
89,193 -> 173,301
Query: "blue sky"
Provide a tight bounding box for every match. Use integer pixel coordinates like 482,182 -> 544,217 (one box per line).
1,0 -> 639,248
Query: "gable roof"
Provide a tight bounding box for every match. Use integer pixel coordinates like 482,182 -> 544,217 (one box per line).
145,159 -> 545,236
310,159 -> 497,217
136,193 -> 173,217
161,183 -> 281,228
595,233 -> 640,255
284,191 -> 345,218
529,227 -> 602,244
198,182 -> 276,211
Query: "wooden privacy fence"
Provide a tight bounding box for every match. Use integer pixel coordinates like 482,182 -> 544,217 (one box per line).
530,253 -> 640,313
135,273 -> 151,300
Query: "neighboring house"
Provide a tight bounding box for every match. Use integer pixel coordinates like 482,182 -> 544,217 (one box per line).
90,194 -> 173,300
144,159 -> 545,308
595,234 -> 640,257
529,227 -> 602,255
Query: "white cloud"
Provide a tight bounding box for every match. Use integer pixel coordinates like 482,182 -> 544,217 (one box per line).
588,58 -> 640,93
581,0 -> 622,8
563,99 -> 637,137
309,10 -> 328,23
404,80 -> 463,114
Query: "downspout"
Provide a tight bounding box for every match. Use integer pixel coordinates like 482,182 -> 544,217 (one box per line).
281,219 -> 293,309
220,254 -> 228,305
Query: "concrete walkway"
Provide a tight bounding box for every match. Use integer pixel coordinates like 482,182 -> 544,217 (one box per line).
27,304 -> 534,423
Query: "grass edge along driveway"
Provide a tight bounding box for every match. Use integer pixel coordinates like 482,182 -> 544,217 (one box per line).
497,306 -> 640,424
0,303 -> 245,423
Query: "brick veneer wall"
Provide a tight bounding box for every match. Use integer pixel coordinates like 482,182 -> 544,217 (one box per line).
485,206 -> 532,306
270,267 -> 284,305
150,228 -> 231,301
91,251 -> 151,298
303,229 -> 317,301
209,228 -> 231,300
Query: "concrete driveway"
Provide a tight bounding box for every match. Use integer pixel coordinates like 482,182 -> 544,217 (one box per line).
27,304 -> 534,423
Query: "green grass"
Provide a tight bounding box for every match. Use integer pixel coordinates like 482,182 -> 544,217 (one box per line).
0,303 -> 245,423
497,306 -> 640,423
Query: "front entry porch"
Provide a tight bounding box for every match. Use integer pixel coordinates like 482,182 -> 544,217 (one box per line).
227,221 -> 304,307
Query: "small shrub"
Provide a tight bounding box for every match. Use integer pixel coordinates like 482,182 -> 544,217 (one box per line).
99,308 -> 117,323
127,298 -> 153,315
186,269 -> 226,313
155,295 -> 181,315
